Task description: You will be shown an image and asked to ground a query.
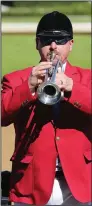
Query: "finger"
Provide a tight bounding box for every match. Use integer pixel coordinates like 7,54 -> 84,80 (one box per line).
32,63 -> 52,74
55,79 -> 66,89
38,79 -> 43,84
40,61 -> 52,66
32,65 -> 53,76
59,85 -> 65,90
39,64 -> 53,71
55,77 -> 65,85
29,76 -> 38,86
37,69 -> 47,76
39,62 -> 52,70
56,72 -> 65,79
32,67 -> 46,76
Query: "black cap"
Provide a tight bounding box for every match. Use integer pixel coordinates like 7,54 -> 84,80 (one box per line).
36,11 -> 73,39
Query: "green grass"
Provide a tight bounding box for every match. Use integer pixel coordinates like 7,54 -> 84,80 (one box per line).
2,34 -> 91,76
2,15 -> 91,23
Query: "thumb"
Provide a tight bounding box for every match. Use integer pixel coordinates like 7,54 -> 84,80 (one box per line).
38,79 -> 43,85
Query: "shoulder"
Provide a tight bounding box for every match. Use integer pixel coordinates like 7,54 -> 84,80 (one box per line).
2,66 -> 34,90
72,63 -> 91,73
2,66 -> 33,84
68,61 -> 91,76
74,65 -> 91,80
66,61 -> 91,78
75,66 -> 90,73
71,64 -> 91,86
67,62 -> 91,87
3,66 -> 33,79
68,61 -> 90,71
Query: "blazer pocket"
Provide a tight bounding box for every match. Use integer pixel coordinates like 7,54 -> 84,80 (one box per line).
11,154 -> 34,196
20,154 -> 33,163
10,153 -> 33,163
84,150 -> 92,164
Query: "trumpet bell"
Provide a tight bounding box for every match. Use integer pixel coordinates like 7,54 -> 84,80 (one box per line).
37,82 -> 62,105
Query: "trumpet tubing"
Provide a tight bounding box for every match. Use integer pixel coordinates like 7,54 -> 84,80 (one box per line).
37,52 -> 64,105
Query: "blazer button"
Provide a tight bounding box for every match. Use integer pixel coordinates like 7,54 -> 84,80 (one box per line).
74,101 -> 81,108
56,136 -> 60,140
22,99 -> 29,107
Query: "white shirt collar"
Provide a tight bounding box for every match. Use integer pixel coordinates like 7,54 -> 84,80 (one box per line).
58,61 -> 66,73
62,62 -> 67,73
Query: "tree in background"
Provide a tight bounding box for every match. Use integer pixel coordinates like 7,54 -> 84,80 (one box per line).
1,1 -> 14,13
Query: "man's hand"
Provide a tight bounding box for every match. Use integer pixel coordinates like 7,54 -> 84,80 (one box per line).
28,62 -> 52,93
55,68 -> 73,92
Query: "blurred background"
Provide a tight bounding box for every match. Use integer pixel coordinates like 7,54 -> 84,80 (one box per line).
1,1 -> 91,203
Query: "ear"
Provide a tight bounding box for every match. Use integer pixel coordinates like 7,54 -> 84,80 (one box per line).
36,37 -> 40,50
36,37 -> 38,50
69,39 -> 74,52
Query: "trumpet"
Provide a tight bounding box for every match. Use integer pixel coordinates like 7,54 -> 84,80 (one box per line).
37,51 -> 64,105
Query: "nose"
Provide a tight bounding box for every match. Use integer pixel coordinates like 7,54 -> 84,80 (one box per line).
50,41 -> 57,50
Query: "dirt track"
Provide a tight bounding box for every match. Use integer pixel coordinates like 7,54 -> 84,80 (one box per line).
2,124 -> 15,171
2,22 -> 91,34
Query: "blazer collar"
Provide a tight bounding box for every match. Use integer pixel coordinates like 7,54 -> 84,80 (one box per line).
65,61 -> 77,75
65,61 -> 80,80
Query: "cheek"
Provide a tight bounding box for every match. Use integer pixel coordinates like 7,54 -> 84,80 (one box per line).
40,47 -> 49,56
61,44 -> 70,56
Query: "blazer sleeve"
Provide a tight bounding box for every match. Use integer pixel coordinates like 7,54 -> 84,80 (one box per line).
1,71 -> 37,126
67,69 -> 91,114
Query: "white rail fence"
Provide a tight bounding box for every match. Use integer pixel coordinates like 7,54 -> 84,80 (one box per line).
2,22 -> 91,34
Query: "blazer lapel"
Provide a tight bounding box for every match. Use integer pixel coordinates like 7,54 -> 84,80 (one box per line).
65,61 -> 80,82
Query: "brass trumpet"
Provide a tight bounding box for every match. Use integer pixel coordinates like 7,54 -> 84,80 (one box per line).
37,51 -> 64,105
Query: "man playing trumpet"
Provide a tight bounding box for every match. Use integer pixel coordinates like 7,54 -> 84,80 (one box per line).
1,11 -> 91,205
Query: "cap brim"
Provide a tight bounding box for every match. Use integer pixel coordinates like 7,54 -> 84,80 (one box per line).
37,30 -> 72,38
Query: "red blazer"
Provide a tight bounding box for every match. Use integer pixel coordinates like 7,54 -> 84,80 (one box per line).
1,62 -> 91,205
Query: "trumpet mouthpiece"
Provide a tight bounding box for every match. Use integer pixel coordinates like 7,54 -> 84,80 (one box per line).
47,51 -> 56,62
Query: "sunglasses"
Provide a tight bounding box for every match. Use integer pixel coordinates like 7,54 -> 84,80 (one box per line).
40,36 -> 71,47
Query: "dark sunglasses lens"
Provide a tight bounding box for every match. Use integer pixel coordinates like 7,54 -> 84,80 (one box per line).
40,37 -> 70,46
40,37 -> 52,46
55,39 -> 68,45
